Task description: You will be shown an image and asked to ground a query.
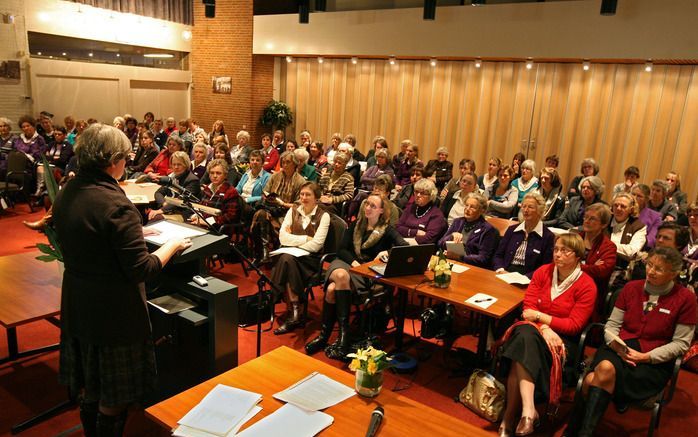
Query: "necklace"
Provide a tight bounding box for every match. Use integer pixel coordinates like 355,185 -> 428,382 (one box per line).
415,205 -> 432,219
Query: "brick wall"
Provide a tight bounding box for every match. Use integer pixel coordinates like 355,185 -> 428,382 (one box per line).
0,0 -> 33,131
191,0 -> 274,144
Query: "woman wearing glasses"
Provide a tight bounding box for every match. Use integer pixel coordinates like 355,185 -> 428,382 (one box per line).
564,247 -> 696,437
395,178 -> 447,245
497,234 -> 597,437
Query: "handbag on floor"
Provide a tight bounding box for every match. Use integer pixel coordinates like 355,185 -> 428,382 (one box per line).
458,369 -> 505,422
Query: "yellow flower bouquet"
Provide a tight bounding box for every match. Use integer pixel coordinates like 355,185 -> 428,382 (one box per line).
428,250 -> 452,288
348,346 -> 392,397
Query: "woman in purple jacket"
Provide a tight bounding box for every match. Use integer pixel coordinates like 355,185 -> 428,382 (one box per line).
395,178 -> 447,245
438,192 -> 500,268
493,192 -> 555,278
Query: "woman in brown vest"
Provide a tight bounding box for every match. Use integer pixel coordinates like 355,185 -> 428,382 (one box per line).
271,181 -> 331,335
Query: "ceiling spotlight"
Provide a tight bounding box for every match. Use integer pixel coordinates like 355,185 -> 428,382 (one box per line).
600,0 -> 618,16
37,51 -> 42,55
88,52 -> 93,57
645,61 -> 653,72
286,56 -> 293,63
430,58 -> 437,67
182,30 -> 192,41
471,0 -> 486,5
474,59 -> 482,68
424,0 -> 436,20
389,57 -> 396,66
583,61 -> 591,71
525,59 -> 534,70
116,53 -> 120,57
351,57 -> 358,65
318,57 -> 324,64
62,52 -> 67,56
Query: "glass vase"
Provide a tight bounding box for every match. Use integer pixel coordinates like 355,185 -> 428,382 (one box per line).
355,369 -> 383,397
433,272 -> 451,288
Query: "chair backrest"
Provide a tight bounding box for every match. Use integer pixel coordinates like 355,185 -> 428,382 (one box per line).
6,151 -> 30,185
323,212 -> 347,254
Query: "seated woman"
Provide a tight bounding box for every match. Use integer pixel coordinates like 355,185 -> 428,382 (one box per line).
230,130 -> 252,165
564,247 -> 696,437
41,126 -> 74,176
631,184 -> 662,248
190,142 -> 208,180
325,133 -> 342,165
534,167 -> 565,226
394,142 -> 421,190
648,179 -> 678,221
498,234 -> 597,437
486,165 -> 519,219
335,143 -> 362,189
555,176 -> 605,230
477,157 -> 501,193
308,141 -> 329,174
346,149 -> 394,220
188,159 -> 241,231
609,192 -> 647,276
424,146 -> 453,192
145,136 -> 184,178
305,193 -> 407,360
612,165 -> 640,196
395,178 -> 447,245
687,202 -> 698,257
577,203 -> 617,316
208,119 -> 229,146
510,152 -> 526,180
511,159 -> 539,207
438,192 -> 500,268
235,149 -> 270,212
201,143 -> 241,187
440,173 -> 482,226
6,115 -> 46,186
392,165 -> 424,210
443,158 -> 477,200
147,151 -> 201,222
318,152 -> 355,215
271,182 -> 330,335
365,136 -> 388,168
665,171 -> 687,217
127,131 -> 158,177
493,193 -> 555,278
567,158 -> 600,199
294,148 -> 318,182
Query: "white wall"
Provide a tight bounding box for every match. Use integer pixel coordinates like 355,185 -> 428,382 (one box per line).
253,0 -> 698,60
0,0 -> 34,128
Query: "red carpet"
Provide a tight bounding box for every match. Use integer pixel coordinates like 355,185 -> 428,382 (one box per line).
1,203 -> 697,436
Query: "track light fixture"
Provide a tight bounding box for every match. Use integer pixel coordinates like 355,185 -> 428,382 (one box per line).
424,0 -> 436,20
430,58 -> 437,67
474,58 -> 482,68
286,56 -> 293,63
318,57 -> 324,64
525,59 -> 534,70
600,0 -> 618,16
351,57 -> 358,65
583,61 -> 590,71
299,0 -> 309,24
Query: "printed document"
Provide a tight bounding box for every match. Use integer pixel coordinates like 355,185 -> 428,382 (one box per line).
144,220 -> 206,245
273,372 -> 355,411
236,404 -> 333,437
173,406 -> 262,437
177,384 -> 262,436
496,272 -> 531,285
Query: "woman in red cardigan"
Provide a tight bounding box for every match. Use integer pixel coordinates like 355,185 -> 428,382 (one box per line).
578,203 -> 617,317
498,233 -> 597,437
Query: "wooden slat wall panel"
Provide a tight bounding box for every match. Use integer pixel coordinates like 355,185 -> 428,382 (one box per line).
278,58 -> 698,201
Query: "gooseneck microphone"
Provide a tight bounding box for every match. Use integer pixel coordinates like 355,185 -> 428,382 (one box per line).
365,406 -> 384,437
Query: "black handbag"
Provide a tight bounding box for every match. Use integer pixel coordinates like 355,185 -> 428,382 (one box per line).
237,291 -> 272,327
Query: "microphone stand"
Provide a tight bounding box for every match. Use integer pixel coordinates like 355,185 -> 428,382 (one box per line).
175,190 -> 282,358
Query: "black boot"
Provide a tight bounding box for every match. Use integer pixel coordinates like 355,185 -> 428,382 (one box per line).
79,399 -> 98,437
274,302 -> 306,335
96,411 -> 127,437
561,394 -> 587,437
258,221 -> 272,265
305,299 -> 336,355
577,386 -> 612,437
326,289 -> 352,361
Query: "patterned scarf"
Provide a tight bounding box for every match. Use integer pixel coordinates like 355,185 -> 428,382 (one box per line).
353,216 -> 388,261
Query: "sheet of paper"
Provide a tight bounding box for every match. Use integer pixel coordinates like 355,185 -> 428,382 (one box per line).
403,238 -> 418,246
177,384 -> 262,436
126,194 -> 150,204
465,293 -> 498,309
496,271 -> 531,285
451,264 -> 469,274
547,227 -> 569,236
173,406 -> 262,437
446,241 -> 465,257
270,247 -> 310,257
273,372 -> 355,411
604,328 -> 628,350
236,404 -> 333,437
144,220 -> 206,245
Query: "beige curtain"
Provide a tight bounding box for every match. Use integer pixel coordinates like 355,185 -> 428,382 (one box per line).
279,58 -> 697,201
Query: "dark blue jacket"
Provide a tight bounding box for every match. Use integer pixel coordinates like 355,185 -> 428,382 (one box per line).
493,222 -> 555,278
438,216 -> 500,268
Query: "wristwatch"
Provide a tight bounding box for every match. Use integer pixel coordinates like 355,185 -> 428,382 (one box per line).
535,312 -> 541,322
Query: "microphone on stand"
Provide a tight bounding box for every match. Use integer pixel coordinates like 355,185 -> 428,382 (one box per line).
160,176 -> 200,202
365,406 -> 384,437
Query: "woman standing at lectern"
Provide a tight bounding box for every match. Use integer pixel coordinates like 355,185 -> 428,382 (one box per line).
53,124 -> 191,436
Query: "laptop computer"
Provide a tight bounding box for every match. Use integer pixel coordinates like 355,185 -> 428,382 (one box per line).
369,244 -> 435,277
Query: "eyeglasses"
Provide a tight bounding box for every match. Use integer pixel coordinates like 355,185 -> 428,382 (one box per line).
583,215 -> 600,222
645,261 -> 670,275
553,246 -> 574,255
414,190 -> 430,196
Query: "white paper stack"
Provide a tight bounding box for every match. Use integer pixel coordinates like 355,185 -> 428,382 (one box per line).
273,372 -> 355,411
465,293 -> 498,309
495,271 -> 531,285
144,220 -> 206,245
235,404 -> 333,437
173,384 -> 263,437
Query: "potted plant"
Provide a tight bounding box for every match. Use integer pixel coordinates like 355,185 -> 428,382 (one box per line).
34,156 -> 63,267
348,346 -> 392,397
260,100 -> 294,132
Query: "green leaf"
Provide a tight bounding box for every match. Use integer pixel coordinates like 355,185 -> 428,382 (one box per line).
35,254 -> 57,262
41,155 -> 60,203
36,243 -> 54,255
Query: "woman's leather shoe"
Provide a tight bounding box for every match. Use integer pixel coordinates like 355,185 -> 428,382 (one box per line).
498,423 -> 514,437
514,415 -> 540,436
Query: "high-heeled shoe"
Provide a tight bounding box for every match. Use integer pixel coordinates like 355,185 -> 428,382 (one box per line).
23,213 -> 52,230
498,423 -> 514,437
514,414 -> 540,436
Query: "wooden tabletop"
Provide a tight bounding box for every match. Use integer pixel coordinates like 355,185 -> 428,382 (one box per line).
146,346 -> 488,437
119,180 -> 160,204
0,252 -> 62,328
351,260 -> 525,319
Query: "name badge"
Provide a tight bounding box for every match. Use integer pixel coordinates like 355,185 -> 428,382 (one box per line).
659,308 -> 671,315
418,224 -> 425,228
626,232 -> 633,237
474,228 -> 481,234
533,249 -> 541,254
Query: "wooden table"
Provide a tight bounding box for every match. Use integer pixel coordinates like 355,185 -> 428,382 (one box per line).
120,180 -> 160,204
351,260 -> 525,363
146,346 -> 488,437
0,251 -> 62,364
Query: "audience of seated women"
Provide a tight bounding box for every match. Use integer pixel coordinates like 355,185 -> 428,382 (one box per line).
424,146 -> 453,192
308,141 -> 329,173
612,166 -> 640,196
493,193 -> 554,278
190,143 -> 208,179
189,159 -> 241,230
271,182 -> 330,335
438,192 -> 500,268
567,158 -> 600,199
478,157 -> 501,193
498,233 -> 597,437
648,179 -> 678,221
365,136 -> 388,168
127,131 -> 158,177
145,136 -> 183,177
318,152 -> 355,215
394,142 -> 421,190
631,184 -> 662,248
442,158 -> 477,199
486,165 -> 519,219
511,159 -> 539,207
564,247 -> 696,437
441,173 -> 481,226
555,176 -> 605,230
346,149 -> 395,220
305,193 -> 407,360
534,167 -> 565,226
230,130 -> 252,165
395,178 -> 447,245
148,151 -> 201,222
665,171 -> 687,216
577,203 -> 617,315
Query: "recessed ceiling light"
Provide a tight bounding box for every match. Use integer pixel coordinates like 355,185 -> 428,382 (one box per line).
351,57 -> 358,65
144,53 -> 174,58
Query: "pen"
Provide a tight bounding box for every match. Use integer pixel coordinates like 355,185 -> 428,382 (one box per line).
474,298 -> 493,303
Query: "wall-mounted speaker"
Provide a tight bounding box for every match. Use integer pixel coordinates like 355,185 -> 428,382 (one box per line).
203,0 -> 215,18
